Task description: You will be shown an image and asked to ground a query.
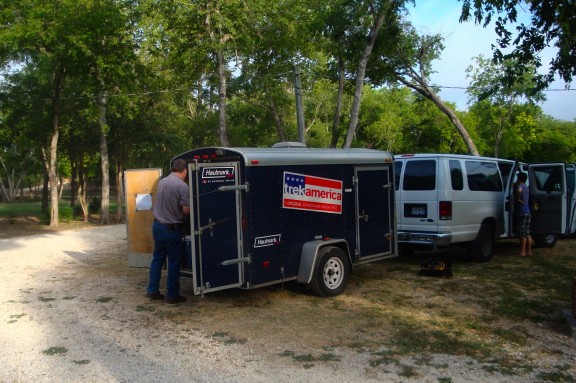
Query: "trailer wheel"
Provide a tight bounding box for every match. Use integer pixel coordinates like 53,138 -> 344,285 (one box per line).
533,234 -> 557,248
310,247 -> 350,297
466,223 -> 494,263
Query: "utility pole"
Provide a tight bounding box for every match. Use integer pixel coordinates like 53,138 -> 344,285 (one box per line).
293,65 -> 306,145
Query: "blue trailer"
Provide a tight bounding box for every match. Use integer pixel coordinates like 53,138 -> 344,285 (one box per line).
172,145 -> 397,297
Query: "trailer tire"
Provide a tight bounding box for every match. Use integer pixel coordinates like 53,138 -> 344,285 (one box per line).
533,234 -> 557,248
310,246 -> 350,297
466,223 -> 494,263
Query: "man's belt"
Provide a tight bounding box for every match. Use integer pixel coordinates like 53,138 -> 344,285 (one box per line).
154,219 -> 185,229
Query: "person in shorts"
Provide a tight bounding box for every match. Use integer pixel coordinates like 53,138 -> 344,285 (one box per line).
514,172 -> 533,257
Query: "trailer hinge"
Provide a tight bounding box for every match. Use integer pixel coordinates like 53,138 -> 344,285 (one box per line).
221,257 -> 250,266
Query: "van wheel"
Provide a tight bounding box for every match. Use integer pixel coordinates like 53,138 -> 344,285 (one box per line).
467,223 -> 494,263
310,247 -> 350,297
533,234 -> 557,248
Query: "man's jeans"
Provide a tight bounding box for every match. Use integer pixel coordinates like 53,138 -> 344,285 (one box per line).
147,221 -> 184,298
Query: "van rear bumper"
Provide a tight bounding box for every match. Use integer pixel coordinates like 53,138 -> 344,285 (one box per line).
397,231 -> 452,247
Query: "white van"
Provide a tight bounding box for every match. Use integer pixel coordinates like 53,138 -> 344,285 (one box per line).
394,154 -> 574,262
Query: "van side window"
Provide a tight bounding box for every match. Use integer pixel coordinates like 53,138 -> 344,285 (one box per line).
403,160 -> 436,190
394,161 -> 403,191
465,161 -> 503,192
449,160 -> 463,190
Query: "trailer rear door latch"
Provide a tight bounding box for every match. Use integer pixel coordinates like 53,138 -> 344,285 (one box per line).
221,257 -> 250,266
196,217 -> 228,237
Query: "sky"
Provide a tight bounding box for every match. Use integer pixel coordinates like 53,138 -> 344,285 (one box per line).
407,2 -> 575,122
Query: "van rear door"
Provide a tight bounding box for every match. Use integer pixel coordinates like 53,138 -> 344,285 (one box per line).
528,163 -> 567,235
397,158 -> 439,243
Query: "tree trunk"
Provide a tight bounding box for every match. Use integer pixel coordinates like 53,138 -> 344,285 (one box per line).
78,162 -> 89,222
70,161 -> 77,208
115,162 -> 124,223
267,96 -> 287,142
343,11 -> 387,148
216,49 -> 230,147
48,65 -> 66,226
330,56 -> 346,148
99,91 -> 110,224
397,76 -> 480,156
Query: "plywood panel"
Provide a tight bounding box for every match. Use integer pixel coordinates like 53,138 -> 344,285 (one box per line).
124,168 -> 162,267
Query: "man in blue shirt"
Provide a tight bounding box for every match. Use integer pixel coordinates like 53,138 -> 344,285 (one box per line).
146,159 -> 190,303
514,172 -> 533,257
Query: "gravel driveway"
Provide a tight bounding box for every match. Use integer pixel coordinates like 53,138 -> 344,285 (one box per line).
1,224 -> 574,382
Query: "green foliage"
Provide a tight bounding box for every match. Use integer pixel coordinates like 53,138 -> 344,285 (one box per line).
459,0 -> 576,87
1,0 -> 575,204
40,205 -> 74,225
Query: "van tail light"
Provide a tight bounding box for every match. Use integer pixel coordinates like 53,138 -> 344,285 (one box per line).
439,201 -> 452,220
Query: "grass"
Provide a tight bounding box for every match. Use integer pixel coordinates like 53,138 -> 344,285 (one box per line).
0,198 -> 118,218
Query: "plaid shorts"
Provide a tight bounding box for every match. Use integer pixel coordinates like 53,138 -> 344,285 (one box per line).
515,214 -> 531,238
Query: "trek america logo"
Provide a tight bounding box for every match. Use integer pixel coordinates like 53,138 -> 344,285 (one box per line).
282,171 -> 343,214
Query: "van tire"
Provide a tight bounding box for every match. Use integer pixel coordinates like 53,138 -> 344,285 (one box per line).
466,223 -> 494,263
533,234 -> 557,248
310,246 -> 350,297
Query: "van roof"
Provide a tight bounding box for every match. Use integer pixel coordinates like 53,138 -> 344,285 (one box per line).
395,153 -> 514,163
175,147 -> 394,166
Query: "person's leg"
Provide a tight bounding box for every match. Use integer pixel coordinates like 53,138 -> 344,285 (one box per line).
165,228 -> 184,299
147,222 -> 167,295
520,237 -> 527,256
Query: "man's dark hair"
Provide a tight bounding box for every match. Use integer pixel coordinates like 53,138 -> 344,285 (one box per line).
171,159 -> 187,173
517,172 -> 528,182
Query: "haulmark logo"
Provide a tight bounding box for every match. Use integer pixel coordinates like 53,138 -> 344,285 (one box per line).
254,234 -> 281,248
201,166 -> 235,184
202,167 -> 235,179
282,171 -> 343,214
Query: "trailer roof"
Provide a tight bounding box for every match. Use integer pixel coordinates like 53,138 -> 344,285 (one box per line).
176,146 -> 394,166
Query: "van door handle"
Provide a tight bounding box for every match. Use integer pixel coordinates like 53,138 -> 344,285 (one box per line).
359,210 -> 369,222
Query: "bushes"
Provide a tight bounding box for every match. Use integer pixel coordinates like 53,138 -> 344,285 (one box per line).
40,205 -> 74,225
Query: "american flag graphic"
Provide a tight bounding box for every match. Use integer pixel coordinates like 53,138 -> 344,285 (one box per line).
282,171 -> 343,214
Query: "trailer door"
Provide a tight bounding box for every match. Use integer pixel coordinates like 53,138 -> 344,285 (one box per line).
355,166 -> 393,259
528,163 -> 567,235
189,162 -> 243,295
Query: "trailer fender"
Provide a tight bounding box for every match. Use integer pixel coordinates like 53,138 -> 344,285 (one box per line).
297,239 -> 351,285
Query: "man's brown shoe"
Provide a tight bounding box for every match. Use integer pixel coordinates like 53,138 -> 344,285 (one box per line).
146,292 -> 164,300
165,295 -> 187,304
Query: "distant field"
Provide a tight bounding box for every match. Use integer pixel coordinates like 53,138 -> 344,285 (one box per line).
0,199 -> 117,217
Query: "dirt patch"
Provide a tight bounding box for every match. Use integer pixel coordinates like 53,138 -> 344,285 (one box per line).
0,216 -> 96,239
1,223 -> 575,382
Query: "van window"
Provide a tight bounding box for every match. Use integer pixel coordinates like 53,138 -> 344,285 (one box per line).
497,161 -> 514,190
449,160 -> 463,190
533,166 -> 563,192
465,161 -> 503,191
403,160 -> 436,190
394,161 -> 403,191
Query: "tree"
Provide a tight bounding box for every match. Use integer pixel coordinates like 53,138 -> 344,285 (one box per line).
330,0 -> 406,148
466,55 -> 544,157
459,0 -> 576,88
388,29 -> 480,155
1,1 -> 121,225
